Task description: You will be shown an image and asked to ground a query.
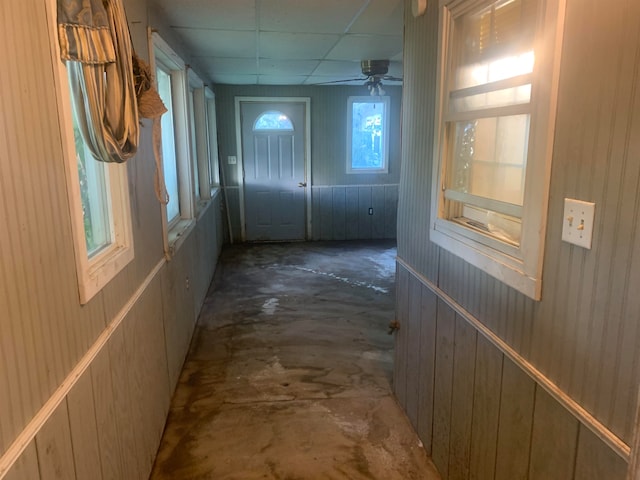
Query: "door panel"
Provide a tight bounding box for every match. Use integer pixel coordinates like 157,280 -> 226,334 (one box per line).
242,102 -> 306,241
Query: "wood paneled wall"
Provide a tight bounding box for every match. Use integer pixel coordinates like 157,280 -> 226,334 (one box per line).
0,0 -> 224,477
311,185 -> 398,241
395,0 -> 640,477
213,84 -> 402,241
394,263 -> 629,479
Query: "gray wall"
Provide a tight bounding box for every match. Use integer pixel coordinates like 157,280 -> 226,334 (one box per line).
394,0 -> 640,478
213,84 -> 402,241
0,0 -> 224,477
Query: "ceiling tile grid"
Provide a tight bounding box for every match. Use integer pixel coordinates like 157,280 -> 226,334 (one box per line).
150,0 -> 404,85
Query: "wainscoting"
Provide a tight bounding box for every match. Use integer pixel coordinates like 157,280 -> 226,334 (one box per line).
311,185 -> 398,241
393,260 -> 628,480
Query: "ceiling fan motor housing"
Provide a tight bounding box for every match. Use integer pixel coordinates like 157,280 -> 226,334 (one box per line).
361,60 -> 389,77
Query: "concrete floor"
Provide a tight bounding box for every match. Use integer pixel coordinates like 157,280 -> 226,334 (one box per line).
150,241 -> 441,480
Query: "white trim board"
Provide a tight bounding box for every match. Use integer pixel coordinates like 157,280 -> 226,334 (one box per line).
312,184 -> 400,189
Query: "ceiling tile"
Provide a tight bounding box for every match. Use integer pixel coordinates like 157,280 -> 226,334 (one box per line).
258,59 -> 320,76
156,0 -> 256,29
304,75 -> 367,86
326,34 -> 403,62
259,32 -> 340,60
174,28 -> 256,58
212,74 -> 259,85
312,60 -> 363,77
260,0 -> 368,34
258,75 -> 309,85
199,57 -> 258,76
349,0 -> 404,35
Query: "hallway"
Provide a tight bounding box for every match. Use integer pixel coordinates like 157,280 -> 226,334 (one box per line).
150,241 -> 440,479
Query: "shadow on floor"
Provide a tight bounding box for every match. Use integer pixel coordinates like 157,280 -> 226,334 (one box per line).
150,240 -> 441,480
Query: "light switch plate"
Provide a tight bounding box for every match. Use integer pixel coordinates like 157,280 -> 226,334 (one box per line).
228,155 -> 237,165
562,198 -> 595,249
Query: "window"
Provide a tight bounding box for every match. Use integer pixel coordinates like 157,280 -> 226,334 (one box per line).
49,0 -> 135,304
187,69 -> 206,204
188,87 -> 200,201
66,96 -> 134,304
347,96 -> 389,173
156,65 -> 181,224
430,0 -> 565,299
152,33 -> 196,250
254,111 -> 294,130
205,88 -> 220,189
73,117 -> 112,256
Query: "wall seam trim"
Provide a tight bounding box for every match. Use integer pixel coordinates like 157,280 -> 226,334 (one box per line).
0,258 -> 167,479
396,255 -> 631,461
312,184 -> 400,188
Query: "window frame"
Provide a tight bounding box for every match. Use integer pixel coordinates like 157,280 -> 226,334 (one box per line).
205,87 -> 221,192
150,32 -> 196,254
48,3 -> 134,304
346,95 -> 390,174
187,68 -> 205,206
430,0 -> 566,300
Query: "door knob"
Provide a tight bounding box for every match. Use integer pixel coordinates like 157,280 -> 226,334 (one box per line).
298,182 -> 307,187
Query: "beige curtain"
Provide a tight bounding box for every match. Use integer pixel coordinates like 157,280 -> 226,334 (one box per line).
58,0 -> 139,163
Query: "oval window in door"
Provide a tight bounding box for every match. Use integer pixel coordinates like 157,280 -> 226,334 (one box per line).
253,111 -> 294,131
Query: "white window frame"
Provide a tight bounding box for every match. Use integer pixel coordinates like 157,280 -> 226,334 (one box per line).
205,87 -> 221,192
150,32 -> 195,254
187,68 -> 205,206
346,96 -> 390,174
430,0 -> 566,300
46,0 -> 134,304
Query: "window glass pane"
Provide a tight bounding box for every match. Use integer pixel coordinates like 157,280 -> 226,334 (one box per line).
448,114 -> 529,206
206,98 -> 220,186
253,111 -> 293,130
71,108 -> 112,257
156,66 -> 180,223
453,0 -> 536,90
351,101 -> 385,170
459,205 -> 521,245
188,90 -> 200,199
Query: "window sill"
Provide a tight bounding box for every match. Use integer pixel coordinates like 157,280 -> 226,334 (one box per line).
79,242 -> 134,304
195,187 -> 221,220
431,219 -> 540,300
167,218 -> 196,258
346,168 -> 388,175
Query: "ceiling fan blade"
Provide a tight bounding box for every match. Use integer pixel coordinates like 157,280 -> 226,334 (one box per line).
382,75 -> 403,82
312,77 -> 366,85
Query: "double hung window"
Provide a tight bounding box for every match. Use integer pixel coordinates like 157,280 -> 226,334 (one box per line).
155,64 -> 181,225
431,0 -> 565,299
205,88 -> 221,190
67,98 -> 134,304
152,33 -> 197,251
50,0 -> 135,304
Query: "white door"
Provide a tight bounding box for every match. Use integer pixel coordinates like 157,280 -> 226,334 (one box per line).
241,101 -> 307,241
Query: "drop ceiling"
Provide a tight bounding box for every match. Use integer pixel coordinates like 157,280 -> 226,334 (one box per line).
148,0 -> 404,86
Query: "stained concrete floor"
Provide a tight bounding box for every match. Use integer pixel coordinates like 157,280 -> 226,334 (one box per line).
150,241 -> 441,480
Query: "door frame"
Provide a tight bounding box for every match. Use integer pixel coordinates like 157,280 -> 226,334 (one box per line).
234,96 -> 312,242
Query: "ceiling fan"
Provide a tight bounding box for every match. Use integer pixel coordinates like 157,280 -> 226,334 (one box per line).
316,60 -> 403,95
